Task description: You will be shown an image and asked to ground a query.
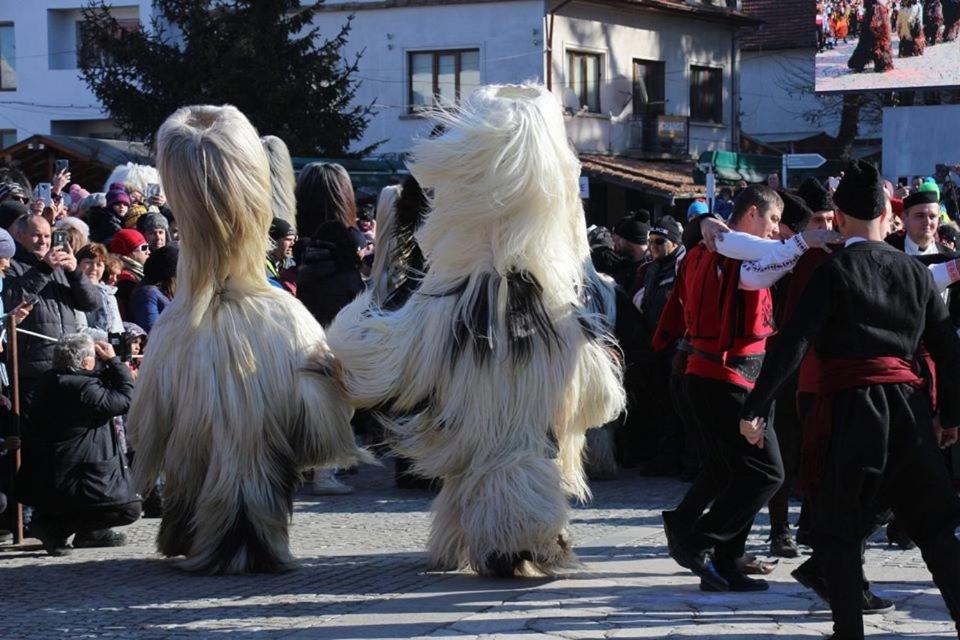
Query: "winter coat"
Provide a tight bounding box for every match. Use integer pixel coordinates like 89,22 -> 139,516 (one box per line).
86,283 -> 124,334
2,243 -> 100,383
16,357 -> 137,512
115,257 -> 144,321
129,283 -> 170,334
296,221 -> 364,326
638,246 -> 684,336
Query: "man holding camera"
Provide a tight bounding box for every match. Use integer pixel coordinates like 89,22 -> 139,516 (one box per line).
3,214 -> 100,409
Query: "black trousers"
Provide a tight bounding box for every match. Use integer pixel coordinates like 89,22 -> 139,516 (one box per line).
811,384 -> 960,639
34,501 -> 141,541
682,375 -> 785,564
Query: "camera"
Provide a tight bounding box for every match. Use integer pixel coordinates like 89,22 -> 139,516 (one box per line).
146,183 -> 161,199
55,159 -> 69,175
37,182 -> 52,206
108,332 -> 133,362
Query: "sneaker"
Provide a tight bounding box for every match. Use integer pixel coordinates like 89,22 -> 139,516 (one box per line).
311,471 -> 354,495
703,569 -> 769,592
73,530 -> 127,548
863,590 -> 895,615
770,532 -> 801,558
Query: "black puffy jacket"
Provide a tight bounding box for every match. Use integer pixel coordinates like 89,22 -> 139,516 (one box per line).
3,243 -> 101,383
16,357 -> 137,512
296,221 -> 365,326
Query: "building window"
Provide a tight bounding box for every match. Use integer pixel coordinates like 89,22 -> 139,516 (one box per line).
408,49 -> 480,113
633,59 -> 665,118
690,65 -> 723,124
77,18 -> 140,68
567,51 -> 601,113
0,129 -> 15,149
0,24 -> 16,90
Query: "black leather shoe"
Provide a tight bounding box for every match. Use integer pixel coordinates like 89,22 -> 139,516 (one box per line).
791,562 -> 830,604
770,532 -> 801,558
670,543 -> 729,592
703,568 -> 769,592
863,590 -> 895,615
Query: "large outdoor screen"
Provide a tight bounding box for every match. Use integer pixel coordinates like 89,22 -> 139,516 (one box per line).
815,1 -> 960,93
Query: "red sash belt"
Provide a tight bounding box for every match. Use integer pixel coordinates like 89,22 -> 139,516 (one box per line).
798,356 -> 923,491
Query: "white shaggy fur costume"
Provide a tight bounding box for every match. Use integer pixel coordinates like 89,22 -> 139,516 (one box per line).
128,105 -> 366,574
327,85 -> 625,577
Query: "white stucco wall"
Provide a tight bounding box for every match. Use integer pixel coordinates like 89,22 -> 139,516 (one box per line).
883,104 -> 960,179
0,1 -> 154,142
550,2 -> 738,157
739,48 -> 835,143
313,1 -> 544,154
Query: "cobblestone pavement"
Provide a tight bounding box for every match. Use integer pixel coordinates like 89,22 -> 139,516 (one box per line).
2,462 -> 957,639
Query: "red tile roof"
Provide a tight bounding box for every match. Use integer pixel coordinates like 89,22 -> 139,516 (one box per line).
740,0 -> 817,51
580,154 -> 706,198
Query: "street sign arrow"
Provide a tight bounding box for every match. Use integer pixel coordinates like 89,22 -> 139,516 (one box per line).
785,153 -> 827,170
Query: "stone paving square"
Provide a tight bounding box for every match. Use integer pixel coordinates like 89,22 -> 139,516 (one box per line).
2,463 -> 957,638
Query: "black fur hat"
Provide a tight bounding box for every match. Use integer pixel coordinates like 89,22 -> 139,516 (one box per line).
797,177 -> 832,213
833,161 -> 886,220
778,190 -> 813,232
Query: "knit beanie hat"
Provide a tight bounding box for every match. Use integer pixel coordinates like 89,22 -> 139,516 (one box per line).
109,228 -> 147,256
123,321 -> 146,339
649,216 -> 683,244
833,160 -> 886,220
269,217 -> 294,241
614,216 -> 650,245
143,245 -> 179,284
107,190 -> 131,208
778,190 -> 813,233
686,200 -> 710,220
0,228 -> 16,259
0,200 -> 28,229
137,212 -> 169,234
797,177 -> 833,213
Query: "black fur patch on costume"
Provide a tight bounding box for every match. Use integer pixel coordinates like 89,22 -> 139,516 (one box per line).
202,494 -> 289,574
450,273 -> 494,366
505,270 -> 562,364
157,498 -> 197,559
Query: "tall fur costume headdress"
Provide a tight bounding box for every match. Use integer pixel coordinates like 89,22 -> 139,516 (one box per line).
328,84 -> 625,577
127,105 -> 367,574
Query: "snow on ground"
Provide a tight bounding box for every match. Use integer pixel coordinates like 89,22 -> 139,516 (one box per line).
816,34 -> 960,92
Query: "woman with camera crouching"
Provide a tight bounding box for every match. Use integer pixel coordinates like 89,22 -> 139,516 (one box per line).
129,245 -> 178,334
294,162 -> 366,496
17,333 -> 139,555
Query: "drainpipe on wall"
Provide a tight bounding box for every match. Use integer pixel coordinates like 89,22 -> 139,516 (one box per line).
546,0 -> 574,91
731,29 -> 740,152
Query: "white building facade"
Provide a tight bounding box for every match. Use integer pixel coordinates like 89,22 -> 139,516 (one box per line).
0,0 -> 750,163
0,0 -> 155,145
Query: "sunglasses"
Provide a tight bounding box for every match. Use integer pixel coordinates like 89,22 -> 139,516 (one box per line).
138,244 -> 150,252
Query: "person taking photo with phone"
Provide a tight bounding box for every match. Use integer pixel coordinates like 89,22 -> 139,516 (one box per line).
3,214 -> 99,410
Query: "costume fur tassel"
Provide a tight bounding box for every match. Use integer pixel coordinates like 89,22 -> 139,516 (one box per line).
327,85 -> 625,577
127,105 -> 367,574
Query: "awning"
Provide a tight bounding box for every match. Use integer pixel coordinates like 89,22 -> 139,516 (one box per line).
579,154 -> 705,199
2,134 -> 154,192
695,150 -> 849,186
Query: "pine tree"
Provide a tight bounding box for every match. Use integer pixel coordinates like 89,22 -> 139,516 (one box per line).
78,0 -> 377,156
